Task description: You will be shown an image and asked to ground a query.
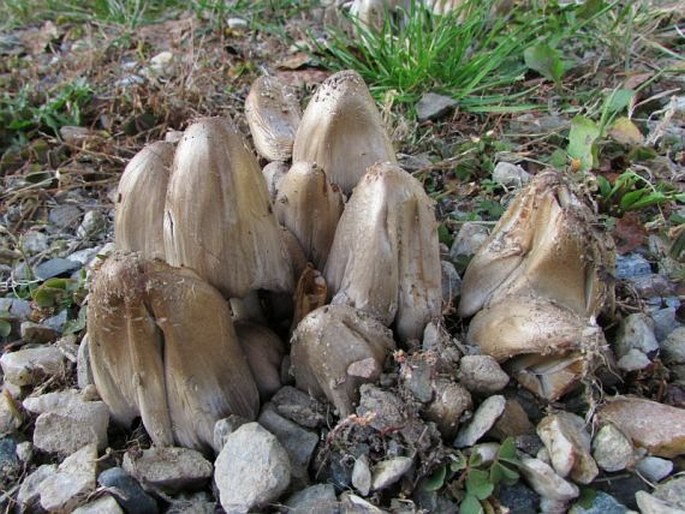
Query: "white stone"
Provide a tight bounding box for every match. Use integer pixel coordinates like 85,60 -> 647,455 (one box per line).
17,464 -> 57,512
457,355 -> 510,393
77,333 -> 94,389
518,456 -> 579,501
72,496 -> 124,514
449,222 -> 490,262
371,456 -> 413,491
454,395 -> 506,448
492,161 -> 531,189
592,423 -> 635,473
662,327 -> 685,364
616,348 -> 652,371
636,491 -> 685,514
0,388 -> 22,434
614,313 -> 659,358
0,347 -> 66,386
40,444 -> 98,512
636,456 -> 674,483
352,454 -> 371,496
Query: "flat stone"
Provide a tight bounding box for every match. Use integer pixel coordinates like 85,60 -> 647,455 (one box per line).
0,346 -> 66,386
454,395 -> 506,448
49,204 -> 82,229
616,348 -> 652,371
73,496 -> 125,514
457,355 -> 510,394
662,326 -> 685,365
518,456 -> 579,502
98,467 -> 158,514
352,454 -> 371,496
39,443 -> 98,512
271,386 -> 327,429
441,260 -> 462,305
215,422 -> 291,513
258,405 -> 318,483
615,253 -> 651,279
285,483 -> 338,513
67,246 -> 102,265
492,161 -> 531,189
449,222 -> 490,264
568,491 -> 629,514
122,447 -> 213,494
19,321 -> 59,343
16,464 -> 57,512
592,423 -> 635,473
214,414 -> 249,451
636,456 -> 673,483
34,257 -> 82,279
614,313 -> 659,358
651,308 -> 679,342
371,456 -> 413,491
416,92 -> 458,122
0,298 -> 31,321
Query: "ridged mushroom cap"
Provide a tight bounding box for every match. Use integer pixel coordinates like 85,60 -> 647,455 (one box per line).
163,116 -> 293,298
245,75 -> 301,162
325,162 -> 441,342
114,141 -> 175,259
290,304 -> 396,417
275,162 -> 345,270
87,252 -> 259,453
292,70 -> 396,193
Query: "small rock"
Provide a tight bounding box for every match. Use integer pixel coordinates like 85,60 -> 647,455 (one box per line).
616,348 -> 652,371
492,161 -> 531,189
424,378 -> 472,440
67,246 -> 102,266
449,222 -> 490,265
34,257 -> 82,279
0,390 -> 22,434
518,456 -> 579,502
214,422 -> 291,513
214,414 -> 249,451
454,394 -> 506,448
636,456 -> 673,483
397,152 -> 433,172
145,51 -> 174,78
0,346 -> 66,386
98,466 -> 158,514
651,307 -> 679,342
285,483 -> 338,513
19,230 -> 48,254
627,273 -> 676,300
77,334 -> 94,389
635,490 -> 685,514
441,260 -> 462,305
227,17 -> 249,30
39,443 -> 98,512
662,326 -> 685,365
416,92 -> 458,122
339,492 -> 385,513
0,298 -> 31,322
77,210 -> 107,239
615,253 -> 651,279
122,447 -> 213,494
165,492 -> 216,514
44,309 -> 68,333
0,437 -> 20,487
593,472 -> 648,510
401,353 -> 434,403
352,454 -> 372,496
371,456 -> 413,491
498,482 -> 540,514
651,475 -> 685,510
457,355 -> 510,394
17,464 -> 57,512
490,398 -> 535,439
15,441 -> 32,462
271,386 -> 328,429
19,321 -> 59,343
24,389 -> 109,454
357,384 -> 407,433
49,204 -> 82,229
614,313 -> 659,358
116,74 -> 145,87
592,423 -> 635,472
568,491 -> 629,514
73,496 -> 125,514
258,405 -> 318,483
538,497 -> 569,513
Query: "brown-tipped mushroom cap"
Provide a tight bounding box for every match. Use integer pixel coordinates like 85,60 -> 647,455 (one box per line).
292,70 -> 396,193
290,304 -> 395,417
325,162 -> 441,342
163,117 -> 293,298
87,252 -> 259,452
245,76 -> 301,162
114,141 -> 175,259
458,170 -> 614,318
275,162 -> 345,270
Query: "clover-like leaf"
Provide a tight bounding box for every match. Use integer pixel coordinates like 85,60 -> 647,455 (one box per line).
422,464 -> 447,492
466,469 -> 494,500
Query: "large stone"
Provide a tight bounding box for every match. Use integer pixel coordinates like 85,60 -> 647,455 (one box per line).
592,423 -> 635,473
635,491 -> 685,514
636,456 -> 673,483
454,395 -> 506,448
39,443 -> 98,512
98,467 -> 159,514
0,346 -> 66,386
122,447 -> 213,494
19,321 -> 59,344
214,422 -> 291,513
415,92 -> 457,122
457,355 -> 510,394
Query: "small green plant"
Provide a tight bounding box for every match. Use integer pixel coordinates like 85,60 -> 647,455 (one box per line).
596,169 -> 685,216
422,437 -> 521,514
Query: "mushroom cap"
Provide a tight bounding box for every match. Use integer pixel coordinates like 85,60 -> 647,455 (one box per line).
235,320 -> 285,402
275,161 -> 345,270
245,75 -> 301,162
292,70 -> 396,193
163,116 -> 293,298
114,141 -> 175,260
87,252 -> 259,452
290,304 -> 396,417
325,162 -> 441,342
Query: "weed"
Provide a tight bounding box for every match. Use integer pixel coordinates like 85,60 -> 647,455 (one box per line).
596,169 -> 685,217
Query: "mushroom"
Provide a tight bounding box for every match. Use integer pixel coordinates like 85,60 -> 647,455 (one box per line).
163,116 -> 293,298
292,70 -> 396,193
325,162 -> 442,342
87,252 -> 259,452
235,320 -> 285,402
275,161 -> 345,270
245,75 -> 301,162
290,304 -> 395,417
114,141 -> 174,259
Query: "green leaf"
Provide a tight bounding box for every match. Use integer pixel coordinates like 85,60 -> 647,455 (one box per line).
422,465 -> 447,492
497,437 -> 518,461
619,189 -> 648,210
0,319 -> 11,338
63,307 -> 87,335
466,469 -> 495,500
606,89 -> 635,115
597,175 -> 612,198
568,115 -> 600,171
450,453 -> 468,472
577,0 -> 605,18
548,148 -> 567,169
459,493 -> 484,514
624,191 -> 668,211
438,223 -> 452,247
490,462 -> 520,486
523,44 -> 564,84
32,286 -> 64,308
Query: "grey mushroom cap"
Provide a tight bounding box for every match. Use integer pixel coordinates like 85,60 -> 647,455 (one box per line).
325,162 -> 442,342
87,252 -> 260,453
114,141 -> 175,260
245,75 -> 301,162
290,304 -> 396,417
292,70 -> 396,193
163,116 -> 293,298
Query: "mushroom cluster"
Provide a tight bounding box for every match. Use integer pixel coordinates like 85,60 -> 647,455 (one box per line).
89,70 -> 442,452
